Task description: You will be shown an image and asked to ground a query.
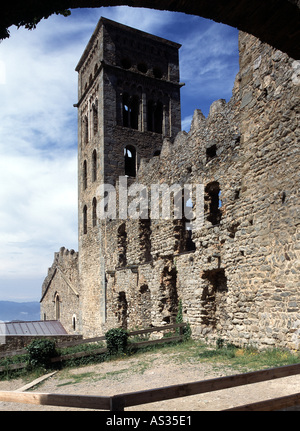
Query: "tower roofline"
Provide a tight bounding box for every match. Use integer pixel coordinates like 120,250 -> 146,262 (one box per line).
75,16 -> 181,72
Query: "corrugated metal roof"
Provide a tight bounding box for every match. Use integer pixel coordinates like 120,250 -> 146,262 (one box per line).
0,320 -> 68,336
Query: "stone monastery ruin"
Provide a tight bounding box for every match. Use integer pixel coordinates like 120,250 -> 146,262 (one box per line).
41,17 -> 300,350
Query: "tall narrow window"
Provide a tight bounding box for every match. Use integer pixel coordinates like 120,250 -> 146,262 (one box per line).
154,101 -> 163,134
130,96 -> 139,130
83,160 -> 87,190
83,115 -> 88,144
92,150 -> 97,182
92,101 -> 98,135
124,145 -> 136,177
92,197 -> 97,227
122,93 -> 139,130
205,182 -> 222,225
147,100 -> 163,133
118,223 -> 127,267
123,93 -> 130,128
83,205 -> 87,234
55,294 -> 60,320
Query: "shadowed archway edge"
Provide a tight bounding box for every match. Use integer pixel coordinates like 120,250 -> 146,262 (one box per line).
1,0 -> 300,59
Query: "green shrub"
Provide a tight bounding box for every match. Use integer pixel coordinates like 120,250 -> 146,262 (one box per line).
105,328 -> 128,355
26,338 -> 57,369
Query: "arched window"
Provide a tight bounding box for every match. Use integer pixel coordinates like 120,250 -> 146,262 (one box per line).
122,93 -> 139,130
124,145 -> 136,177
92,101 -> 98,135
55,294 -> 60,320
83,160 -> 87,190
92,197 -> 97,227
72,315 -> 76,331
147,100 -> 163,134
83,115 -> 88,144
92,150 -> 97,182
83,205 -> 87,234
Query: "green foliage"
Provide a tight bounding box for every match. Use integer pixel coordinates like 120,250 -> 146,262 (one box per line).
1,6 -> 71,39
26,338 -> 57,369
105,328 -> 128,356
176,299 -> 192,340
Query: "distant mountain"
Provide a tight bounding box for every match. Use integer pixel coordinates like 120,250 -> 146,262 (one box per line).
0,301 -> 40,322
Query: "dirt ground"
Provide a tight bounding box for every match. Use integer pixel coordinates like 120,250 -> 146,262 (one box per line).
0,351 -> 300,411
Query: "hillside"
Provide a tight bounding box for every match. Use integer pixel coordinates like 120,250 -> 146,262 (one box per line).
0,301 -> 40,322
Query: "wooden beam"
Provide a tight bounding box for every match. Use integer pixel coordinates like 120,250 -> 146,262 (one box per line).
0,390 -> 111,410
224,392 -> 300,411
111,363 -> 300,409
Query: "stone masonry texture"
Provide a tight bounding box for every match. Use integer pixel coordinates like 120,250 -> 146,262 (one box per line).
41,18 -> 300,350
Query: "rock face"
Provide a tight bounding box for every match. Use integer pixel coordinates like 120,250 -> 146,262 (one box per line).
41,19 -> 300,350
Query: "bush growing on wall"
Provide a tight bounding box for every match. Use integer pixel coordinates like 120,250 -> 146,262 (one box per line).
105,328 -> 128,355
26,339 -> 57,369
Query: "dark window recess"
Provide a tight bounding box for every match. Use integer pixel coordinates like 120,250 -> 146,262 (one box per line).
83,115 -> 88,144
122,93 -> 139,130
92,102 -> 98,134
83,160 -> 87,190
153,67 -> 163,79
92,150 -> 97,182
124,145 -> 136,177
121,58 -> 131,69
205,182 -> 222,225
137,63 -> 148,73
117,223 -> 127,267
83,205 -> 87,234
200,268 -> 228,327
92,197 -> 97,227
147,100 -> 163,134
206,144 -> 217,161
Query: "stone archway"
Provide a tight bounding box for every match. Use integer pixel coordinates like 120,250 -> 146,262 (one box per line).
2,1 -> 299,58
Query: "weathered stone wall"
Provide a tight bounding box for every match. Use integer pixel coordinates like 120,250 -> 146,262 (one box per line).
0,334 -> 82,354
102,31 -> 300,350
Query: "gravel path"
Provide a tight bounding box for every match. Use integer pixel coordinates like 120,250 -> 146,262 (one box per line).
0,351 -> 300,411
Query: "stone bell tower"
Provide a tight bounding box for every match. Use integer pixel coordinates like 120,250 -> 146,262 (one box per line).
75,17 -> 182,336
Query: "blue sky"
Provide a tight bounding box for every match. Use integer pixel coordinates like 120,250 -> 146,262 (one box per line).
0,7 -> 239,302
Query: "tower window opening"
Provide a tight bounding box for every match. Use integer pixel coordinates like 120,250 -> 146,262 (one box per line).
124,145 -> 136,177
83,115 -> 88,144
137,62 -> 148,73
83,160 -> 87,190
92,197 -> 97,227
121,58 -> 131,69
83,205 -> 87,234
92,101 -> 98,134
92,150 -> 97,182
153,67 -> 163,79
122,93 -> 139,130
147,100 -> 163,134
